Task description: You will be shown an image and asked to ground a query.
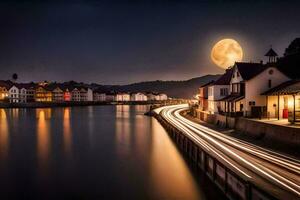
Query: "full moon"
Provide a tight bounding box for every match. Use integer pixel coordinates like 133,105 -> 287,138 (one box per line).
211,38 -> 243,69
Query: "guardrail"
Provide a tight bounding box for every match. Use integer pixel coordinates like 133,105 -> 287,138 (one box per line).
153,112 -> 277,200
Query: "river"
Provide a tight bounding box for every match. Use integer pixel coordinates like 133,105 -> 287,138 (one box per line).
0,105 -> 225,199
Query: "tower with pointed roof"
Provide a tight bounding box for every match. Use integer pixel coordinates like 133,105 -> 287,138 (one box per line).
265,47 -> 278,63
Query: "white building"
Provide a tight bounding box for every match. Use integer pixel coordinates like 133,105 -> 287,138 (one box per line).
87,88 -> 93,101
219,59 -> 291,117
158,93 -> 168,100
19,87 -> 27,103
116,93 -> 130,102
94,91 -> 106,102
207,69 -> 232,113
131,93 -> 148,101
8,85 -> 20,103
71,88 -> 81,101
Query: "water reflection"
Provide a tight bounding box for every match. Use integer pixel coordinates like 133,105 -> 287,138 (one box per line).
0,109 -> 9,159
149,118 -> 201,200
115,105 -> 131,156
63,108 -> 72,156
36,109 -> 51,170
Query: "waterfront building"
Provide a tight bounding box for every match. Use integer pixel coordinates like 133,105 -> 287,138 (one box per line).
218,49 -> 291,117
146,92 -> 156,101
116,93 -> 130,102
79,88 -> 88,101
71,88 -> 81,101
93,89 -> 106,102
87,88 -> 93,101
35,86 -> 52,102
131,92 -> 148,101
198,81 -> 215,111
8,85 -> 20,103
0,81 -> 11,101
52,86 -> 64,102
207,68 -> 232,114
158,93 -> 168,100
105,91 -> 115,102
262,80 -> 300,122
62,87 -> 71,101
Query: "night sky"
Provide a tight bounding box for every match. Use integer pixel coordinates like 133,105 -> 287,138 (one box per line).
0,0 -> 299,84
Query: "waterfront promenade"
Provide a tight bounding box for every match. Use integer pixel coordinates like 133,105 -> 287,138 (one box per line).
154,104 -> 300,200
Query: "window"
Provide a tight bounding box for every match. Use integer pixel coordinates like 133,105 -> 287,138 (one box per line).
268,79 -> 272,88
220,88 -> 228,96
237,72 -> 240,77
249,101 -> 256,106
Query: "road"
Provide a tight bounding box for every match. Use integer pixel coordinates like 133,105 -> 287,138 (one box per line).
155,104 -> 300,200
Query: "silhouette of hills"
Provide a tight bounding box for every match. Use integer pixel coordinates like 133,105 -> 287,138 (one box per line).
91,74 -> 221,98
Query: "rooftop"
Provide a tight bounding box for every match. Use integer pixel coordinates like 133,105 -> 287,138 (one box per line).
261,80 -> 300,95
213,68 -> 234,85
265,48 -> 278,57
235,62 -> 266,81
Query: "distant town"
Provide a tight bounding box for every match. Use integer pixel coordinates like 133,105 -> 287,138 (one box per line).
0,79 -> 168,105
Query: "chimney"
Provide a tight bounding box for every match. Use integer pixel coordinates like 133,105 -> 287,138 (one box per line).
260,60 -> 263,64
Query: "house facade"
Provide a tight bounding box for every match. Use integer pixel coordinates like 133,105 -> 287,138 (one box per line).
219,62 -> 290,117
35,86 -> 52,102
105,92 -> 115,102
8,85 -> 20,103
158,93 -> 168,101
71,88 -> 80,101
131,93 -> 148,101
116,93 -> 130,101
94,90 -> 106,102
262,80 -> 300,122
207,69 -> 232,114
198,81 -> 214,111
52,87 -> 64,102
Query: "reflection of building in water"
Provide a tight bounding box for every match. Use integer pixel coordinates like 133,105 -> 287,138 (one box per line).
134,105 -> 148,113
0,109 -> 9,158
36,109 -> 51,170
116,105 -> 130,119
63,108 -> 72,155
148,118 -> 200,200
134,110 -> 150,154
115,105 -> 131,155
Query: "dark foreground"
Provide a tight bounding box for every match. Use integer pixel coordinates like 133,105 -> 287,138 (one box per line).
0,105 -> 225,199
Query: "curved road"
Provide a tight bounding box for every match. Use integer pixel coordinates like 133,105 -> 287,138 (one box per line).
155,104 -> 300,200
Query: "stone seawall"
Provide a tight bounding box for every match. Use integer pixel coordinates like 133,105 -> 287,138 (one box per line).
235,118 -> 300,146
194,109 -> 300,146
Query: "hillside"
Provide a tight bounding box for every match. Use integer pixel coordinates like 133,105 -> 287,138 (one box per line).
93,74 -> 221,98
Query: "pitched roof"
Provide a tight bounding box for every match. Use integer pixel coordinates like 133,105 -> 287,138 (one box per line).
217,94 -> 244,102
199,80 -> 215,88
235,62 -> 266,80
213,68 -> 234,85
0,80 -> 13,89
265,48 -> 278,57
261,80 -> 300,95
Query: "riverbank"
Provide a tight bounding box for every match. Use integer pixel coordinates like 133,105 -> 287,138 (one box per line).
0,100 -> 177,108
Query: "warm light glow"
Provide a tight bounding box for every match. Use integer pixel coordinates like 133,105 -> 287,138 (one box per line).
211,38 -> 243,69
288,97 -> 294,109
63,108 -> 72,155
36,109 -> 51,172
0,109 -> 9,158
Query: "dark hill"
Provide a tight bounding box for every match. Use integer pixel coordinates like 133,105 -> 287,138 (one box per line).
93,74 -> 221,98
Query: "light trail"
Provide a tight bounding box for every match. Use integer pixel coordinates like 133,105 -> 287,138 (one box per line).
155,104 -> 300,198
